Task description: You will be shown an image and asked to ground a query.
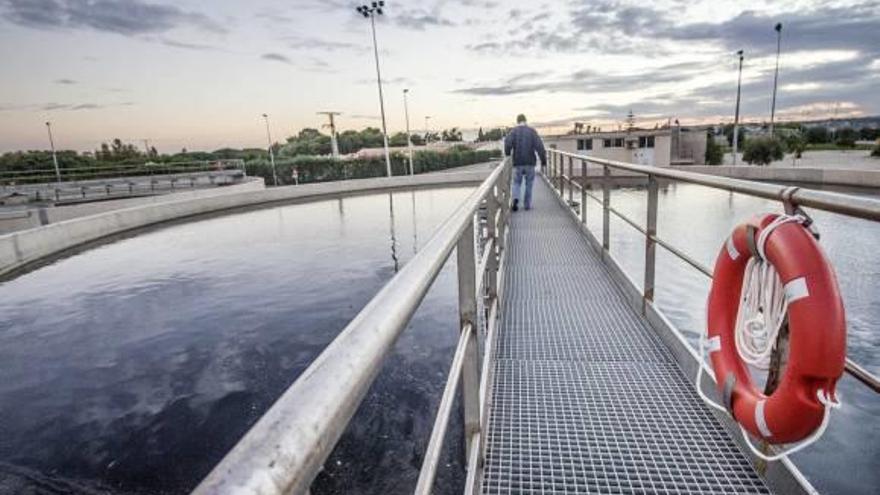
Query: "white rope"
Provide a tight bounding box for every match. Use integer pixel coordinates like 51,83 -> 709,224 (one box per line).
694,214 -> 842,461
734,215 -> 802,369
739,389 -> 840,462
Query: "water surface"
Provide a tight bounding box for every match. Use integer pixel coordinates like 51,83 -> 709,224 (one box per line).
0,188 -> 473,494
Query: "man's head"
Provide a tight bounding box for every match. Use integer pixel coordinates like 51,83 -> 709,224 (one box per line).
516,114 -> 527,124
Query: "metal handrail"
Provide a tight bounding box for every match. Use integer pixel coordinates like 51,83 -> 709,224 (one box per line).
193,159 -> 512,494
547,149 -> 880,393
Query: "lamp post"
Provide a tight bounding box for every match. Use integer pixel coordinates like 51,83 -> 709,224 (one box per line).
45,121 -> 61,182
769,22 -> 783,135
262,113 -> 278,186
356,2 -> 392,177
403,89 -> 414,175
425,116 -> 431,145
732,50 -> 744,165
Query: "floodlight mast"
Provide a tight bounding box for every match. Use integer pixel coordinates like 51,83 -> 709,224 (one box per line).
356,2 -> 392,177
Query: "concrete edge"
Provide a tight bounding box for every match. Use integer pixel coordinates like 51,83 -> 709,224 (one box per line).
671,166 -> 880,189
0,169 -> 493,279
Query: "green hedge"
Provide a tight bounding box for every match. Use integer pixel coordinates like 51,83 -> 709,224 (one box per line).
245,149 -> 501,186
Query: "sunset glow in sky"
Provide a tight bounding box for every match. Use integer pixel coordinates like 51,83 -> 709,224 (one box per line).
0,0 -> 878,152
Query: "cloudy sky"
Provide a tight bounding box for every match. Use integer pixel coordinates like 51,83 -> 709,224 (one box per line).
0,0 -> 878,152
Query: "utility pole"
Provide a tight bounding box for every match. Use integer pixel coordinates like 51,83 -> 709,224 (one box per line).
142,138 -> 152,159
403,89 -> 414,175
318,111 -> 342,158
262,113 -> 279,186
45,121 -> 61,182
733,50 -> 744,165
356,2 -> 392,177
769,22 -> 783,135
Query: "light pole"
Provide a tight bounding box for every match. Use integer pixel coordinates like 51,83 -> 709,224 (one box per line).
45,121 -> 61,182
732,50 -> 744,165
318,111 -> 342,158
425,116 -> 431,145
403,89 -> 414,175
356,2 -> 392,177
262,113 -> 278,186
769,22 -> 782,135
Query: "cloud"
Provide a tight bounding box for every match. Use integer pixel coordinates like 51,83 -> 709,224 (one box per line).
0,101 -> 135,112
160,38 -> 218,51
1,0 -> 225,35
261,53 -> 292,65
394,9 -> 455,30
54,78 -> 77,85
285,36 -> 367,53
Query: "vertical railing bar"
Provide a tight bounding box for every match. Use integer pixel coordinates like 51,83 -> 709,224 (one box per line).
602,164 -> 611,254
580,159 -> 587,223
568,156 -> 574,208
413,323 -> 473,495
457,218 -> 480,461
644,174 -> 659,314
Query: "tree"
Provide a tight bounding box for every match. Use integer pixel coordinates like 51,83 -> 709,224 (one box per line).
704,132 -> 724,165
477,128 -> 505,142
872,141 -> 880,158
805,126 -> 829,144
743,137 -> 785,166
410,133 -> 425,146
859,127 -> 879,141
835,127 -> 857,147
721,124 -> 746,147
441,127 -> 463,142
389,131 -> 409,147
95,138 -> 141,162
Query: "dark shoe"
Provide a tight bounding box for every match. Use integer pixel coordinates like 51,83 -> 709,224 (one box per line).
525,205 -> 532,211
512,199 -> 519,212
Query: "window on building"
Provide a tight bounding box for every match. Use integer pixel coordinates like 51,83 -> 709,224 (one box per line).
613,138 -> 624,147
577,139 -> 593,151
603,138 -> 612,148
638,136 -> 655,148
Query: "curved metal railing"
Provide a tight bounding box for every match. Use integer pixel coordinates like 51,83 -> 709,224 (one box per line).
193,159 -> 512,494
546,148 -> 880,393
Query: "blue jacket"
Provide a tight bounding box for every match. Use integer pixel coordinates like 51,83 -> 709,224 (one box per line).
504,124 -> 547,167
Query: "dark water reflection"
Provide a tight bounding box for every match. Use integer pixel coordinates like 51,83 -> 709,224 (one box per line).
0,188 -> 473,494
583,183 -> 879,495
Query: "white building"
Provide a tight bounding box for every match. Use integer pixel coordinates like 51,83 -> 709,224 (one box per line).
543,127 -> 708,167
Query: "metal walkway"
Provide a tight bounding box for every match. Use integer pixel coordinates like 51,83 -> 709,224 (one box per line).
481,178 -> 770,494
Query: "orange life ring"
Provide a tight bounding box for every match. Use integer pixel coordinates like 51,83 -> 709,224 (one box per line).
706,213 -> 846,444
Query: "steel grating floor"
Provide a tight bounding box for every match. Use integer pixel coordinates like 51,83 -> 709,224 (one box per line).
481,178 -> 770,494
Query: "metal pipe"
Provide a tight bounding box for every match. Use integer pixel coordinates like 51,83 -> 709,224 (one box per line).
549,150 -> 880,221
568,156 -> 574,207
414,323 -> 473,495
193,161 -> 507,495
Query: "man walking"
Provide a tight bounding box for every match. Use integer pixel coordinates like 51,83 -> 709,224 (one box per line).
504,114 -> 546,211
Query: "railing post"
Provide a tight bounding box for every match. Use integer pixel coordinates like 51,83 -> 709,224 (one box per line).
580,159 -> 587,223
456,218 -> 480,460
602,165 -> 611,254
567,156 -> 574,207
644,174 -> 659,314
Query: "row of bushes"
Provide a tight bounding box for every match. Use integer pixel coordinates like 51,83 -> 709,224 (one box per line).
245,148 -> 502,185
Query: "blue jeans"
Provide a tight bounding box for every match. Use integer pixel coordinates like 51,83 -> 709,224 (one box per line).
513,166 -> 536,209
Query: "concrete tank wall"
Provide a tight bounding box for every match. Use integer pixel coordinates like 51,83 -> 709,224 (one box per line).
0,170 -> 492,278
